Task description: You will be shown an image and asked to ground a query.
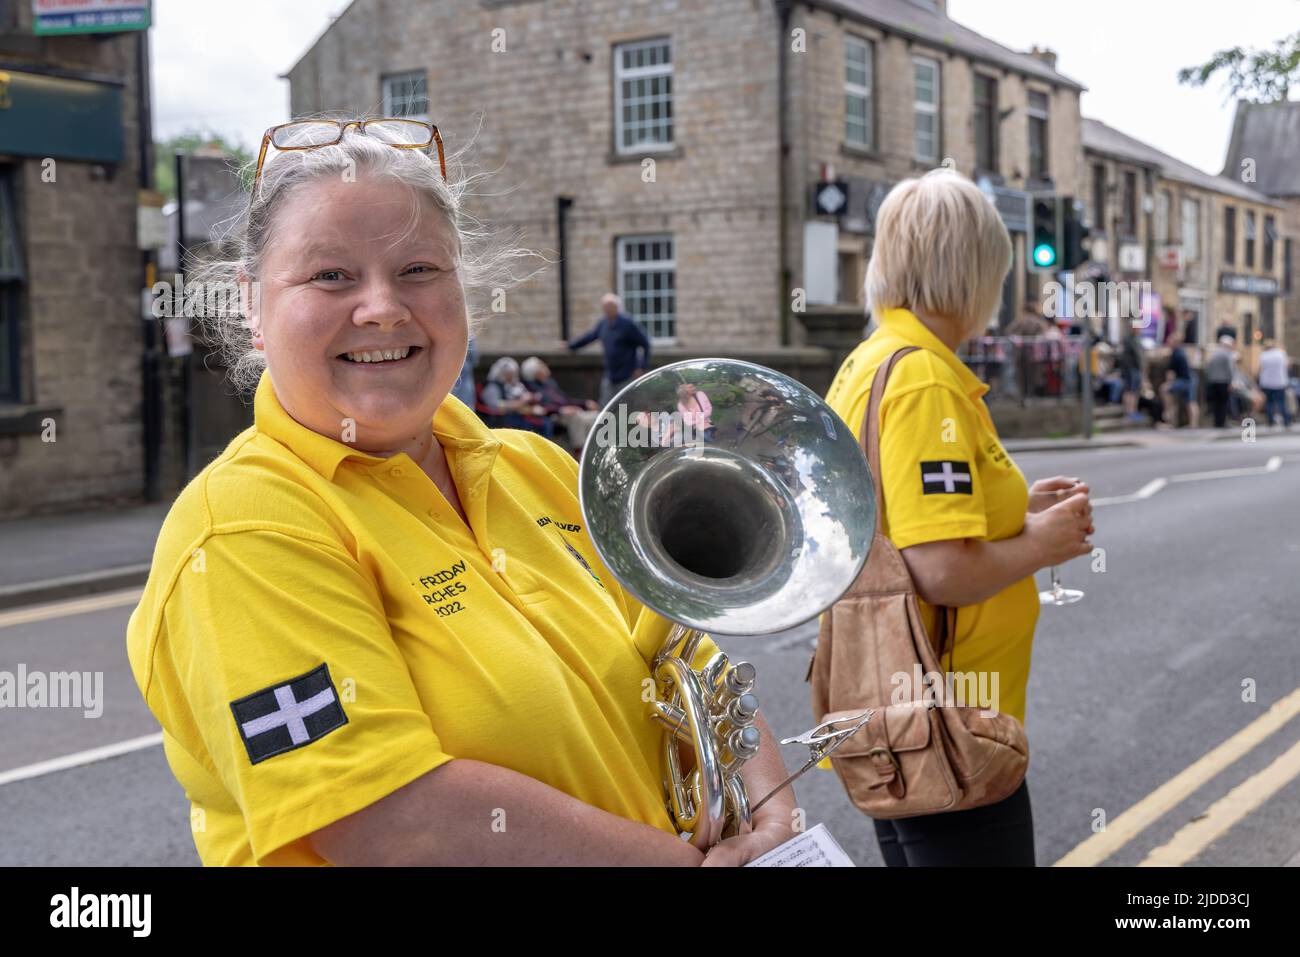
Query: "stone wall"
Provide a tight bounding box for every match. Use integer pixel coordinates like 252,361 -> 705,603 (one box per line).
0,7 -> 148,518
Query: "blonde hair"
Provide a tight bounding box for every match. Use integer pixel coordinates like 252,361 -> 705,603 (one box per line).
864,168 -> 1012,340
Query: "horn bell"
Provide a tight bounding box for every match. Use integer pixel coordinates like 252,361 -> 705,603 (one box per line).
579,358 -> 875,637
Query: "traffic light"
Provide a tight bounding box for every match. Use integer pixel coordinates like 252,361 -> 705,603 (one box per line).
1030,196 -> 1060,272
1061,198 -> 1090,270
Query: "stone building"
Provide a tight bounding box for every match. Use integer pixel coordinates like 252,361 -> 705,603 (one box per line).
1081,118 -> 1288,370
1221,100 -> 1300,360
0,3 -> 155,519
284,0 -> 1084,390
787,0 -> 1084,348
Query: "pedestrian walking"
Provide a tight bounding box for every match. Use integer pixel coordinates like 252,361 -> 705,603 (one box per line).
1117,327 -> 1145,423
819,169 -> 1094,867
1205,335 -> 1236,429
1161,327 -> 1199,428
1257,339 -> 1292,428
567,293 -> 651,406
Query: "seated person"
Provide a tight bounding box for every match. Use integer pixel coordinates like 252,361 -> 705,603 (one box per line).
480,357 -> 553,439
521,356 -> 600,454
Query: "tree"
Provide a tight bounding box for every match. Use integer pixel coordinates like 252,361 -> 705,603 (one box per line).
1177,30 -> 1300,103
153,131 -> 254,199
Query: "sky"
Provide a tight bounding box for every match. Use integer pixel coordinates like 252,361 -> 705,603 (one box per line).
151,0 -> 1300,174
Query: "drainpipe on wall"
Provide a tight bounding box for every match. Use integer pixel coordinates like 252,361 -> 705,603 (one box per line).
175,150 -> 194,483
557,195 -> 573,342
138,30 -> 161,503
776,0 -> 793,347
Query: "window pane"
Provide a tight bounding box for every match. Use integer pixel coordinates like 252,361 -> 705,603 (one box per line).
1030,117 -> 1047,176
846,38 -> 868,87
1183,199 -> 1199,260
915,114 -> 936,161
618,235 -> 675,339
382,72 -> 428,118
914,61 -> 935,104
0,191 -> 17,276
616,41 -> 672,151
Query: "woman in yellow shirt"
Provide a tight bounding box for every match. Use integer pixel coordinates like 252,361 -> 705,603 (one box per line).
825,169 -> 1095,866
125,118 -> 796,866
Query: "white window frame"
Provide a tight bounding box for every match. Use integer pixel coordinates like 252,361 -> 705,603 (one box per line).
844,36 -> 873,149
614,37 -> 674,155
912,55 -> 940,164
616,234 -> 676,342
380,71 -> 429,121
1155,189 -> 1170,244
1181,197 -> 1199,262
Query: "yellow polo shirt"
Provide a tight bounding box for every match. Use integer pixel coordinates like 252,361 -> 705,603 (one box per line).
126,369 -> 721,866
826,308 -> 1039,725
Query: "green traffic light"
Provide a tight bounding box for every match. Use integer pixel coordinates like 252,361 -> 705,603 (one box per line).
1033,243 -> 1057,267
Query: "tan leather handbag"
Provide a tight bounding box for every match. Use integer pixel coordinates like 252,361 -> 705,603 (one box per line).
807,345 -> 1028,819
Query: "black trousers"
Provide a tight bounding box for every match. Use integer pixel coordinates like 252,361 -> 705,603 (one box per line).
872,779 -> 1035,866
1207,381 -> 1231,428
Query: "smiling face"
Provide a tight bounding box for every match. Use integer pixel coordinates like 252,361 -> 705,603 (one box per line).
249,175 -> 468,454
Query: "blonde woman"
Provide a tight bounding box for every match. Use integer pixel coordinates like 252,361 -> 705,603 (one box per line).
825,169 -> 1095,866
125,118 -> 796,866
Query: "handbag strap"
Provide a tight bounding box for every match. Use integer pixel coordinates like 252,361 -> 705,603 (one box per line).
858,345 -> 956,665
860,347 -> 917,517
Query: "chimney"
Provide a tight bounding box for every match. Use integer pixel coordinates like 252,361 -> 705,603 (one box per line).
1027,45 -> 1057,70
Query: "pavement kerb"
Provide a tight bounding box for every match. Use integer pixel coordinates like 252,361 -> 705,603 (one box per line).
0,564 -> 151,612
1003,438 -> 1144,453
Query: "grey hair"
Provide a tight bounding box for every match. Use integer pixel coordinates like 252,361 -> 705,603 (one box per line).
520,356 -> 546,381
189,113 -> 541,395
487,356 -> 519,382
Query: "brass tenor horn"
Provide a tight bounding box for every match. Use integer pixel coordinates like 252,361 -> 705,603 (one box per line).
579,359 -> 876,848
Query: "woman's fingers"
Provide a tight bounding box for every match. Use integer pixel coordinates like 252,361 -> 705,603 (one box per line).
1037,475 -> 1076,492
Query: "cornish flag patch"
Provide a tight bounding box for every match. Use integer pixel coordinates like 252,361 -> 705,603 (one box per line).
920,460 -> 973,495
230,663 -> 347,765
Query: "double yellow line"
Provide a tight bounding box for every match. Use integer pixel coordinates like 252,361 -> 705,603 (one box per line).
1055,686 -> 1300,866
0,588 -> 143,631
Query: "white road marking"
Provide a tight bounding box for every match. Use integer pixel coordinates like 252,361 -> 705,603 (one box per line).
1169,457 -> 1283,482
1091,455 -> 1290,507
0,732 -> 164,788
1093,478 -> 1166,507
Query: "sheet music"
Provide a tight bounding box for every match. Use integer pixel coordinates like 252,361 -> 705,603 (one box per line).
744,823 -> 856,867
